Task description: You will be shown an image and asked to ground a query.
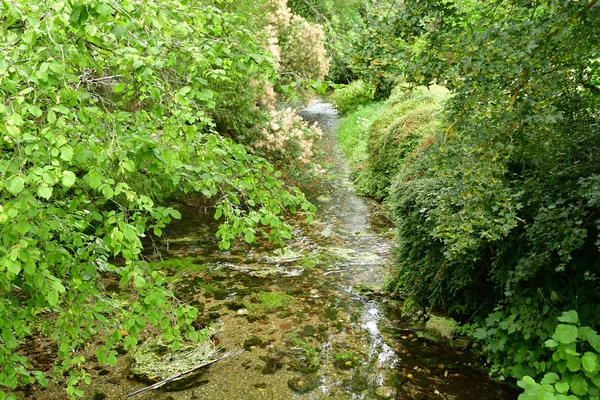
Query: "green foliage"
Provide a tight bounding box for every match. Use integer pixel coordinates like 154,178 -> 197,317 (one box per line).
332,0 -> 600,387
336,101 -> 384,175
517,311 -> 600,400
385,0 -> 600,314
337,84 -> 448,200
288,334 -> 321,372
0,0 -> 314,397
331,80 -> 375,113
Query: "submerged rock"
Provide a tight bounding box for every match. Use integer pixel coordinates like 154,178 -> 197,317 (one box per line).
288,375 -> 321,393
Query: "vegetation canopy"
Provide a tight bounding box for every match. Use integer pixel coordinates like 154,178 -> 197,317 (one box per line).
0,0 -> 326,397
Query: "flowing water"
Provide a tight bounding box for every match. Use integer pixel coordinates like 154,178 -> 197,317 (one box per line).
28,101 -> 517,399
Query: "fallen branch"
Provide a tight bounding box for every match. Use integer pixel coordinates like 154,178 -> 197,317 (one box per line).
126,350 -> 244,398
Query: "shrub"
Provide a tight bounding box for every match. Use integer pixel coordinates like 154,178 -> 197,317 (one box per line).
517,310 -> 600,400
331,80 -> 376,113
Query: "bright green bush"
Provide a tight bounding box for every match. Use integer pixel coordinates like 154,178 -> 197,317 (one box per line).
336,102 -> 384,174
331,80 -> 376,113
356,85 -> 448,200
0,0 -> 314,398
517,311 -> 600,400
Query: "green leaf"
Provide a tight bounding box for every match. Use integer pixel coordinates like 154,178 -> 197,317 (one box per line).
579,327 -> 596,341
7,260 -> 21,275
567,356 -> 581,372
570,375 -> 588,396
102,185 -> 114,199
589,334 -> 600,353
60,146 -> 74,162
555,382 -> 569,394
133,275 -> 145,288
37,186 -> 53,200
244,231 -> 255,243
47,290 -> 59,306
97,351 -> 107,365
554,324 -> 579,344
52,105 -> 70,115
582,352 -> 598,373
5,176 -> 25,195
17,219 -> 31,234
558,311 -> 579,324
89,171 -> 103,189
541,373 -> 559,385
62,171 -> 76,187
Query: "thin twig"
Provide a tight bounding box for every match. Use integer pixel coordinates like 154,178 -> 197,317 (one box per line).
126,350 -> 243,398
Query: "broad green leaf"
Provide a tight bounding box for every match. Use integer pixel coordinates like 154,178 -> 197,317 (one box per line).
244,230 -> 255,243
47,290 -> 59,306
541,373 -> 559,384
7,260 -> 21,275
133,275 -> 145,288
567,356 -> 581,372
60,146 -> 74,162
589,334 -> 600,353
579,327 -> 597,341
37,186 -> 53,200
555,382 -> 569,394
569,375 -> 588,396
554,324 -> 579,344
558,311 -> 579,324
582,352 -> 598,373
5,176 -> 24,195
62,171 -> 76,187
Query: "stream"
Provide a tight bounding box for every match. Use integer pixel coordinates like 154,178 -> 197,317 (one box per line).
31,101 -> 517,399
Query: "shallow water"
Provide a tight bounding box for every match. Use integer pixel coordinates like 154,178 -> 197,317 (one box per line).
29,101 -> 517,399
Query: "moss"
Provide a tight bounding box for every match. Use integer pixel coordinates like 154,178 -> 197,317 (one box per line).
334,351 -> 360,370
149,257 -> 209,273
245,291 -> 296,314
243,335 -> 263,350
422,315 -> 458,341
287,335 -> 321,373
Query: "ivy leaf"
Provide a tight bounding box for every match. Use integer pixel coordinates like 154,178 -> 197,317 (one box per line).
569,375 -> 588,396
6,176 -> 25,195
554,324 -> 579,344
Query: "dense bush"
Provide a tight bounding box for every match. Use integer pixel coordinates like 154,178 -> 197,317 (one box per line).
331,80 -> 375,113
333,0 -> 600,393
0,0 -> 316,398
336,84 -> 448,200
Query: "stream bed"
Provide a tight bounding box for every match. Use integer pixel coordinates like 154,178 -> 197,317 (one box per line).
29,101 -> 517,400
